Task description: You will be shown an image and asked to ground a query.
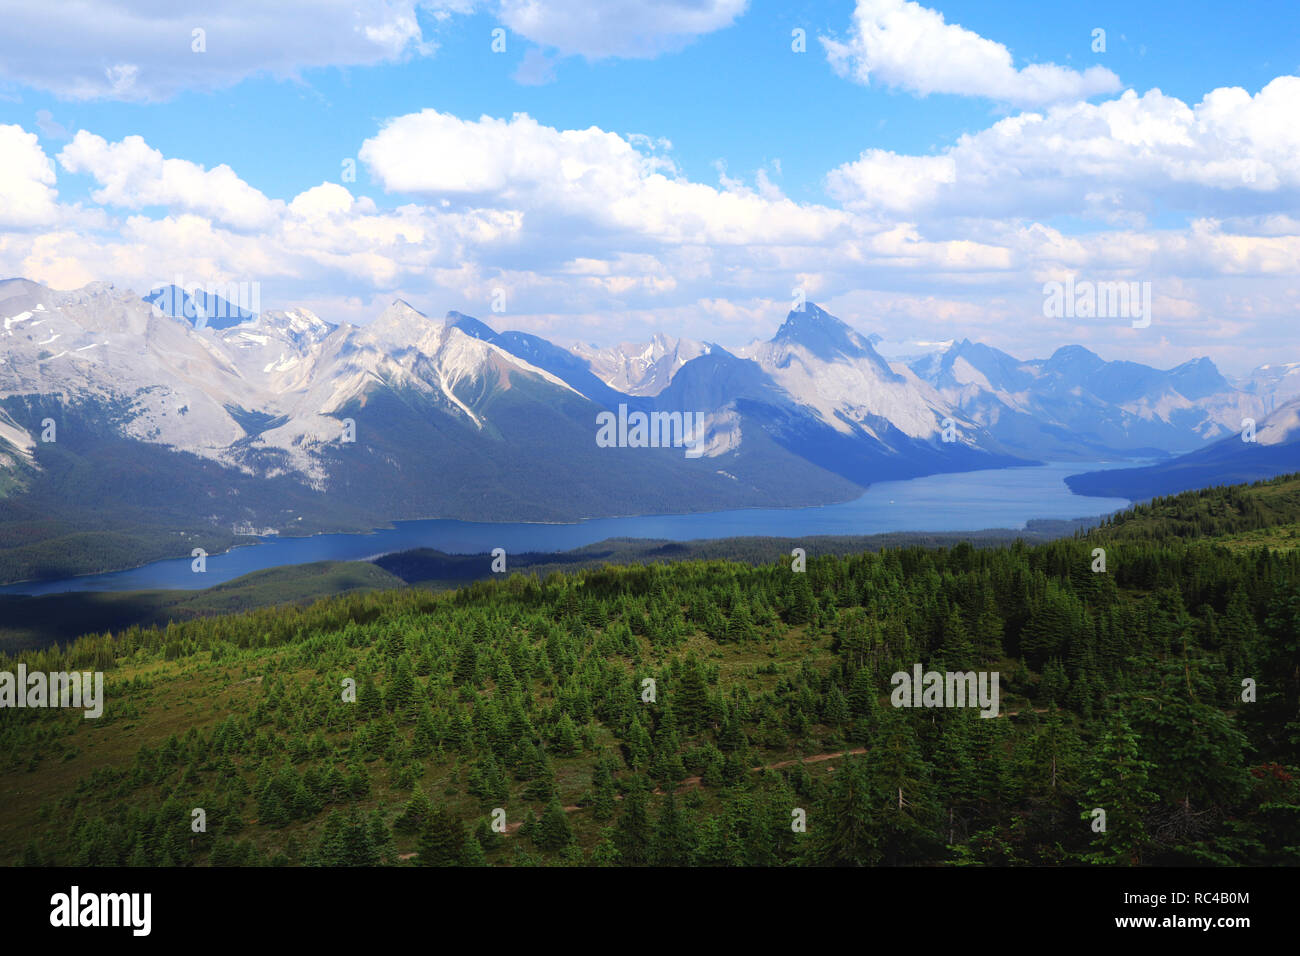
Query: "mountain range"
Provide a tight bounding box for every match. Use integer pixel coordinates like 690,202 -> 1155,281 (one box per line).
1064,398 -> 1300,499
0,275 -> 1296,582
909,338 -> 1258,460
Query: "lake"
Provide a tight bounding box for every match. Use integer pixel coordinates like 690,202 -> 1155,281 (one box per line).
0,461 -> 1133,595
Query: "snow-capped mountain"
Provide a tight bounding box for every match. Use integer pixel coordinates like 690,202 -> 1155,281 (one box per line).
571,333 -> 707,396
739,303 -> 962,442
0,280 -> 590,486
1241,362 -> 1300,413
912,338 -> 1262,460
445,311 -> 636,410
1,277 -> 1280,583
0,280 -> 890,585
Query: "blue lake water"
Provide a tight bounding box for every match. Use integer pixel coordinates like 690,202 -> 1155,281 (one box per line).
1,461 -> 1134,595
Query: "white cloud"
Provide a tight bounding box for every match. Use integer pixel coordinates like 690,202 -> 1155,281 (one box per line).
0,0 -> 747,100
0,124 -> 59,228
0,0 -> 452,101
497,0 -> 747,59
58,132 -> 281,230
822,0 -> 1121,106
358,108 -> 851,245
289,183 -> 357,219
2,100 -> 1299,370
827,78 -> 1300,221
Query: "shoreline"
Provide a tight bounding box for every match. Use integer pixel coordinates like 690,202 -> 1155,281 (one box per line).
0,459 -> 1134,594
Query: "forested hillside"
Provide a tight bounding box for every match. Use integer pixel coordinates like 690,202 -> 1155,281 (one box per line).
1093,472 -> 1300,545
2,480 -> 1298,866
0,521 -> 1095,653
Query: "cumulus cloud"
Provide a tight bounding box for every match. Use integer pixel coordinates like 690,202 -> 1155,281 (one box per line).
827,78 -> 1300,221
2,97 -> 1299,370
358,108 -> 851,245
0,125 -> 60,228
822,0 -> 1121,106
58,132 -> 281,230
498,0 -> 747,59
0,0 -> 747,100
0,0 -> 452,101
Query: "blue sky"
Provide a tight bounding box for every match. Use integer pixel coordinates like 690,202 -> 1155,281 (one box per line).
0,0 -> 1297,374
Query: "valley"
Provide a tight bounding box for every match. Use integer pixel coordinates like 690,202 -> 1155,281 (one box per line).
4,278 -> 1295,589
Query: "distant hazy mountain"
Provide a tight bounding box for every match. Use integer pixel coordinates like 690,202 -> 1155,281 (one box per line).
571,333 -> 707,397
143,284 -> 257,330
1065,398 -> 1300,499
721,303 -> 1024,484
1240,361 -> 1300,413
911,338 -> 1261,460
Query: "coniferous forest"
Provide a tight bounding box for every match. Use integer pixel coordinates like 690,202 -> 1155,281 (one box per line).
1,477 -> 1298,867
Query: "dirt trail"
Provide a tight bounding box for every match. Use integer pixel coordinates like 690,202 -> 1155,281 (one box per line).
761,748 -> 867,771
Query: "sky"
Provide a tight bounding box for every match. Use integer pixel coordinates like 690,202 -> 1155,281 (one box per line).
0,0 -> 1297,376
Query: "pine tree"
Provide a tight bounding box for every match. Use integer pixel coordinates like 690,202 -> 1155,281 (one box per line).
591,760 -> 618,821
676,656 -> 710,734
1080,711 -> 1157,865
869,709 -> 940,863
973,588 -> 1005,659
385,656 -> 417,715
936,606 -> 976,671
339,807 -> 379,865
554,712 -> 580,756
810,756 -> 881,866
536,800 -> 573,851
357,671 -> 382,719
395,787 -> 434,834
454,641 -> 478,686
418,806 -> 467,867
613,777 -> 652,865
934,713 -> 977,846
847,668 -> 878,720
652,793 -> 690,866
823,683 -> 850,725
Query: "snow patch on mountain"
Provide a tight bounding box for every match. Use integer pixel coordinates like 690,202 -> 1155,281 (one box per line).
741,304 -> 959,442
572,332 -> 706,396
0,281 -> 598,487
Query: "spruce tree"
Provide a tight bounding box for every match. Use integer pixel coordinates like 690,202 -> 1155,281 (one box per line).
418,806 -> 466,867
613,777 -> 652,865
1080,711 -> 1156,865
536,800 -> 573,851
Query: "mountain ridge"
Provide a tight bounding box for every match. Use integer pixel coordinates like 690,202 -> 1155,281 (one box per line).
0,277 -> 1287,584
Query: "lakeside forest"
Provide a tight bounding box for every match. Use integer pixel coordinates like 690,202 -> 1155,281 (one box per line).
1,476 -> 1298,866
